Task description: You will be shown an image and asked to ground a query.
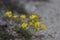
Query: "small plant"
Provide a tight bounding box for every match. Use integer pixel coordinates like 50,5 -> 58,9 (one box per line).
5,11 -> 47,40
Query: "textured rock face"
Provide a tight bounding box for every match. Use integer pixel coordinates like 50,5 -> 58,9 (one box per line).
24,0 -> 60,40
0,0 -> 60,40
0,0 -> 48,14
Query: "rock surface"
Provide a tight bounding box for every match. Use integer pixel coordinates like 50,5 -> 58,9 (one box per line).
0,0 -> 60,40
24,0 -> 60,40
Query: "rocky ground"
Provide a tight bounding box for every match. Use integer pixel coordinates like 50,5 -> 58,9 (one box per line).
0,0 -> 60,40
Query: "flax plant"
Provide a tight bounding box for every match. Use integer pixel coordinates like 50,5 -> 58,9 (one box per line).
5,12 -> 47,40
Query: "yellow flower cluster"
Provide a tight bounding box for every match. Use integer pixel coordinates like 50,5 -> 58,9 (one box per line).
13,15 -> 18,20
29,15 -> 37,20
5,11 -> 46,32
20,15 -> 26,22
21,23 -> 28,29
34,22 -> 40,31
6,11 -> 26,20
28,15 -> 37,26
35,22 -> 40,28
20,15 -> 26,19
6,11 -> 12,18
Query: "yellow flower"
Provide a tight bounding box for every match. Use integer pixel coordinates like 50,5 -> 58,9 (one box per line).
7,15 -> 12,18
6,11 -> 12,18
41,24 -> 46,30
29,15 -> 37,20
35,22 -> 40,28
21,23 -> 28,29
20,15 -> 26,19
36,28 -> 40,31
29,22 -> 33,26
13,15 -> 18,20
